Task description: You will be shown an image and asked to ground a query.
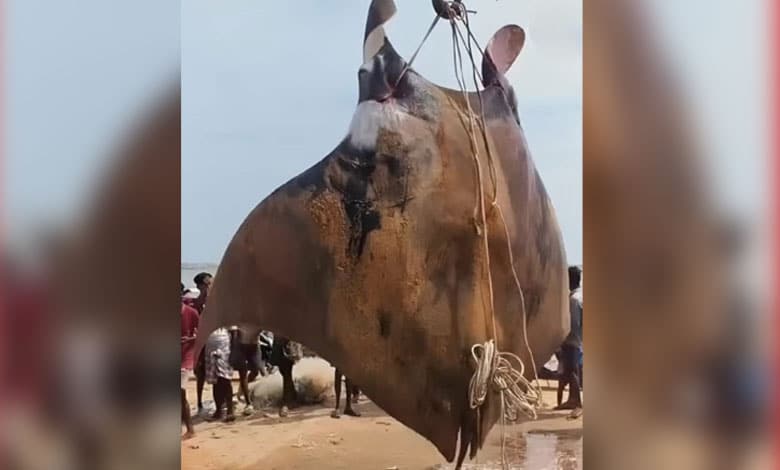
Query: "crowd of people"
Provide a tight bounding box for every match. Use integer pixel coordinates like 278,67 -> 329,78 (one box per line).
180,272 -> 318,439
180,267 -> 584,439
181,272 -> 264,438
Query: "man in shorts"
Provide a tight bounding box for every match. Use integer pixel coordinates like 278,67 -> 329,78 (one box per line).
555,266 -> 583,410
204,327 -> 235,422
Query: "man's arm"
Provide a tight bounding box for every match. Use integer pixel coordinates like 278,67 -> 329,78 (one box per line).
181,309 -> 200,343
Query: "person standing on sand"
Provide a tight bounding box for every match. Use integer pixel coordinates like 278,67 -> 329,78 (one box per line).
555,266 -> 583,410
192,272 -> 212,415
331,368 -> 361,418
181,285 -> 200,439
204,327 -> 236,422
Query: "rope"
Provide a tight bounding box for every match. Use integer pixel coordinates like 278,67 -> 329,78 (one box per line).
444,4 -> 543,468
399,3 -> 542,467
394,15 -> 441,89
495,203 -> 542,392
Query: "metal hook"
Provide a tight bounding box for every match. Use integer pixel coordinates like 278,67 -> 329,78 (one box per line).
432,0 -> 475,20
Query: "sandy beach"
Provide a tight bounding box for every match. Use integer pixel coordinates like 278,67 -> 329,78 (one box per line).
180,366 -> 582,470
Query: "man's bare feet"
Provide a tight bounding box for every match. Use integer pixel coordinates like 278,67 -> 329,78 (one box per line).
330,410 -> 341,419
224,414 -> 236,423
182,431 -> 195,440
343,408 -> 361,417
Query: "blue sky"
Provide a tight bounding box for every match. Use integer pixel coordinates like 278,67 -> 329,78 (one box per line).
181,0 -> 583,263
5,1 -> 763,270
5,0 -> 179,245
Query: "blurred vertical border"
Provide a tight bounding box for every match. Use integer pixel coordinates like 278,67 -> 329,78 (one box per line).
2,1 -> 181,469
585,0 -> 771,469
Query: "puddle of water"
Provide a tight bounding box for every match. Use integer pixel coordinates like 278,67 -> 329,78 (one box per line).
429,430 -> 582,470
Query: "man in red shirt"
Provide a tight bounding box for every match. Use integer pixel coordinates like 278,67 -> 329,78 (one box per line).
181,285 -> 200,439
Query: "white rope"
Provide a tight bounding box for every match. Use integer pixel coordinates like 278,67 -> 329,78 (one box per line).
404,4 -> 543,467
445,4 -> 543,468
468,340 -> 541,420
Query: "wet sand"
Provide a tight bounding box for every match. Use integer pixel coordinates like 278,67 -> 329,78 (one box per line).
181,379 -> 582,470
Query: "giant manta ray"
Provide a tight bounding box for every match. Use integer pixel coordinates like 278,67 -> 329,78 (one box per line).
195,0 -> 569,465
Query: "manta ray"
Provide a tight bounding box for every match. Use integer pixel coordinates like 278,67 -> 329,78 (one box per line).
195,0 -> 569,465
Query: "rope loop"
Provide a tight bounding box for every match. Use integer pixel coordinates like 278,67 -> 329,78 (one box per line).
468,340 -> 541,422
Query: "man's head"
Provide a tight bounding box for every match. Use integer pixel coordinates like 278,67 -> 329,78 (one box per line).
568,266 -> 582,292
193,272 -> 213,296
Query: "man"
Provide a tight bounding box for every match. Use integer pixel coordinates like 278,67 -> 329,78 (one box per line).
192,272 -> 213,315
331,368 -> 361,418
181,289 -> 200,439
227,328 -> 269,416
181,285 -> 199,309
270,336 -> 302,417
555,266 -> 583,410
192,272 -> 212,415
204,326 -> 235,422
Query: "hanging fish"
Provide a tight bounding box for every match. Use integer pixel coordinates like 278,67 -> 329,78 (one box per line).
194,0 -> 569,466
